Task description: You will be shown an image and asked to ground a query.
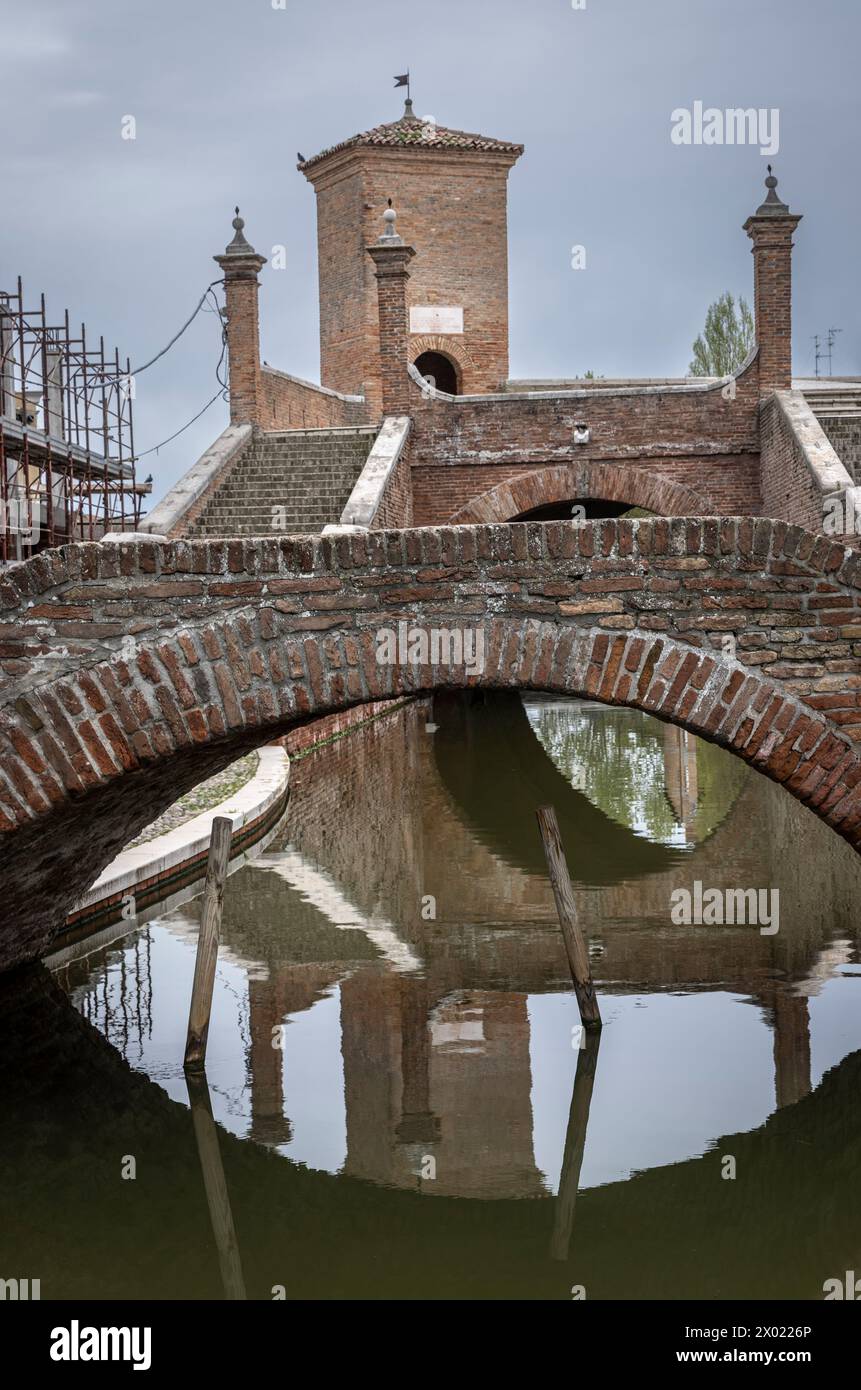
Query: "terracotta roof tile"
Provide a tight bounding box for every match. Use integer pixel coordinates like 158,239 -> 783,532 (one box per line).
299,114 -> 523,170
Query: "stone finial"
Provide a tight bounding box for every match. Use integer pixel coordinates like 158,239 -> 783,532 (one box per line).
403,96 -> 419,122
753,166 -> 791,217
223,206 -> 255,256
379,198 -> 403,246
214,207 -> 266,279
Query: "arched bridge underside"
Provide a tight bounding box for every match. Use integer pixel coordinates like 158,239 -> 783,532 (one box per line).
3,516 -> 861,969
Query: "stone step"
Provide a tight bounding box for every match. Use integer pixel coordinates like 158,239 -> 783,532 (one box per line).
219,475 -> 361,487
201,499 -> 341,507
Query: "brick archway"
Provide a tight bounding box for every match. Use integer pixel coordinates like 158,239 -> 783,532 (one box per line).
448,463 -> 714,524
2,517 -> 861,968
409,334 -> 476,393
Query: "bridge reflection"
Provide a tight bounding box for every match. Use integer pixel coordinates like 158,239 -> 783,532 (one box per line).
54,694 -> 861,1204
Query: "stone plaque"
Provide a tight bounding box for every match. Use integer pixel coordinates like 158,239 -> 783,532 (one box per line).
409,305 -> 464,335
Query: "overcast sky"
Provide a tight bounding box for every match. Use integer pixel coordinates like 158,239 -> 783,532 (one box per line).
3,0 -> 858,502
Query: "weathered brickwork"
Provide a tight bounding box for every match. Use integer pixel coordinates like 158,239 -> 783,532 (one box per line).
368,443 -> 413,529
367,239 -> 415,417
816,413 -> 861,486
214,218 -> 267,427
407,358 -> 763,523
303,142 -> 520,414
447,462 -> 714,523
282,696 -> 412,757
258,367 -> 369,431
759,394 -> 827,532
3,518 -> 861,966
744,185 -> 801,395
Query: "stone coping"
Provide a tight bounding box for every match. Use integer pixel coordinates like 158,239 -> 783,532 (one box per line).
260,364 -> 365,404
63,743 -> 290,934
142,422 -> 252,537
771,390 -> 855,500
408,346 -> 759,404
327,415 -> 410,529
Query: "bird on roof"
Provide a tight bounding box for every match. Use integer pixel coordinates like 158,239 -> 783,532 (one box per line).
297,152 -> 306,163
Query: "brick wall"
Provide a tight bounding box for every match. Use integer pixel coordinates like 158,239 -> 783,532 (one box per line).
818,415 -> 861,485
283,696 -> 411,755
406,358 -> 763,523
370,443 -> 413,529
368,242 -> 414,417
446,461 -> 716,523
759,395 -> 825,532
258,367 -> 370,431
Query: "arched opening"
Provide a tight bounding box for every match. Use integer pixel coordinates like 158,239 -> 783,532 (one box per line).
448,464 -> 713,526
414,350 -> 459,396
512,498 -> 655,522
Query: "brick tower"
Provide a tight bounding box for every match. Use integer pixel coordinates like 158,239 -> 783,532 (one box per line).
299,99 -> 523,416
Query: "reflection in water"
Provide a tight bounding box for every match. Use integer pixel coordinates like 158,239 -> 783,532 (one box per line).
526,698 -> 745,846
2,692 -> 861,1299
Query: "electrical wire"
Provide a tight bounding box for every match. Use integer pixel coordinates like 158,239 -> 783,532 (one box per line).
131,284 -> 230,460
98,279 -> 225,384
133,390 -> 224,460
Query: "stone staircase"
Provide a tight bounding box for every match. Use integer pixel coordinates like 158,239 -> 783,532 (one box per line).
800,381 -> 861,484
186,425 -> 378,537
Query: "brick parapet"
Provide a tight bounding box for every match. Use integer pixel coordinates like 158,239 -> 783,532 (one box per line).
406,354 -> 763,522
259,367 -> 370,430
759,391 -> 856,534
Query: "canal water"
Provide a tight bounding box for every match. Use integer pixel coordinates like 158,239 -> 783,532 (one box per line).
2,691 -> 860,1300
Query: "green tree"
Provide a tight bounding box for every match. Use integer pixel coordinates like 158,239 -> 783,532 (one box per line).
689,292 -> 754,376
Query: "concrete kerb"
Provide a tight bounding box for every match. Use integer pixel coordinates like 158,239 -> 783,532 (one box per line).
64,743 -> 289,937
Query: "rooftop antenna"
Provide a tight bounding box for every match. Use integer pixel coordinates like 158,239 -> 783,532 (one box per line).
826,327 -> 843,376
813,333 -> 822,379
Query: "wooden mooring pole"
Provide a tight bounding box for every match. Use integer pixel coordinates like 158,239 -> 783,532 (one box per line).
550,1031 -> 600,1262
184,815 -> 233,1072
535,804 -> 602,1032
186,1071 -> 247,1300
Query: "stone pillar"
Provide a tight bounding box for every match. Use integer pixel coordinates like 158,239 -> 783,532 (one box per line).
214,209 -> 267,426
743,171 -> 802,394
367,204 -> 415,417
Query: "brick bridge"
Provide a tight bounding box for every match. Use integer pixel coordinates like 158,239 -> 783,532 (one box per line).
3,515 -> 861,969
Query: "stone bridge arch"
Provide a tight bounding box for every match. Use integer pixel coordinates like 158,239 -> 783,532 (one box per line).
2,516 -> 861,967
448,463 -> 714,524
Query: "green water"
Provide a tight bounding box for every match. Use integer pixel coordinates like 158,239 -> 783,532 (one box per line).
1,692 -> 860,1300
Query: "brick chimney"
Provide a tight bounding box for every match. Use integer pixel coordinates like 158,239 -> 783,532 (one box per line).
743,170 -> 802,394
366,202 -> 415,416
214,209 -> 267,425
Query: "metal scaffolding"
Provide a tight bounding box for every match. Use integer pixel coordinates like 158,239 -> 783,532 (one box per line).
1,275 -> 150,564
